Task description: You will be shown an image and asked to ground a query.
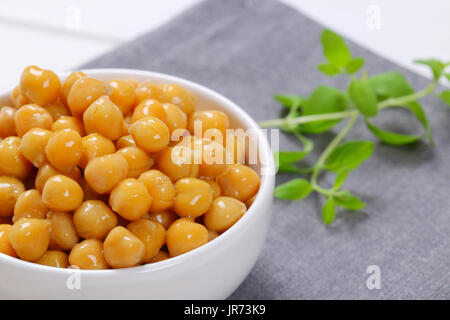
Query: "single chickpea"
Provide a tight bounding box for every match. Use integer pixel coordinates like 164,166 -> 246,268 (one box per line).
73,200 -> 118,240
116,147 -> 154,178
187,110 -> 229,137
0,224 -> 17,257
216,164 -> 260,202
35,250 -> 69,268
8,218 -> 50,261
127,219 -> 165,262
115,134 -> 136,149
224,133 -> 246,164
11,86 -> 30,108
150,250 -> 170,263
156,146 -> 199,181
146,211 -> 178,230
79,133 -> 115,169
13,189 -> 48,222
108,79 -> 136,114
103,226 -> 145,268
20,66 -> 61,106
69,239 -> 109,270
42,175 -> 83,212
84,153 -> 128,194
199,139 -> 229,178
45,128 -> 82,174
166,218 -> 208,257
173,178 -> 212,218
204,196 -> 247,233
14,104 -> 53,137
109,178 -> 152,221
138,170 -> 175,213
83,96 -> 124,141
135,81 -> 164,105
47,211 -> 79,250
129,116 -> 170,153
131,99 -> 167,123
0,106 -> 16,138
62,71 -> 86,103
35,162 -> 81,192
161,103 -> 187,133
67,77 -> 111,116
45,102 -> 71,121
51,116 -> 85,136
160,84 -> 195,115
19,128 -> 52,167
0,137 -> 32,179
203,179 -> 221,199
0,176 -> 25,218
208,230 -> 219,242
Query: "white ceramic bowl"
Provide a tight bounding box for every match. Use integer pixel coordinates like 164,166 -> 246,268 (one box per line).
0,69 -> 274,299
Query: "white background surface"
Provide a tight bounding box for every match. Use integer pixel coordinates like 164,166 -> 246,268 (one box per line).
0,0 -> 449,91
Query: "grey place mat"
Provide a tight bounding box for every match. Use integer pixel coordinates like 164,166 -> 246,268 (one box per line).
82,0 -> 450,299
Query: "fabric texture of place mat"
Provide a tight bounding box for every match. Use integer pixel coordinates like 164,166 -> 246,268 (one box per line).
82,0 -> 450,299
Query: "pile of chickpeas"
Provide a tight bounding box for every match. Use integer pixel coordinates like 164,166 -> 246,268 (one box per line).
0,66 -> 260,269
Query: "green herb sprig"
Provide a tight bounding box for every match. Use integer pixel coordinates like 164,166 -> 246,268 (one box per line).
260,29 -> 450,224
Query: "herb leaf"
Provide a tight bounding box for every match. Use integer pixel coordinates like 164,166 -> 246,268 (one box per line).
322,198 -> 336,224
368,71 -> 414,99
440,90 -> 450,106
321,29 -> 352,67
334,168 -> 350,190
318,63 -> 342,76
325,140 -> 374,172
414,59 -> 445,79
365,119 -> 421,145
348,79 -> 378,117
345,57 -> 365,74
274,94 -> 304,108
334,191 -> 366,210
274,178 -> 312,200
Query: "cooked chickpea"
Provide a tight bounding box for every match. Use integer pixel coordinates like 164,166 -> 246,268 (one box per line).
216,164 -> 260,202
35,250 -> 69,268
161,84 -> 195,115
156,146 -> 199,181
188,110 -> 229,137
108,79 -> 136,114
69,239 -> 109,270
109,178 -> 152,221
35,162 -> 81,192
47,211 -> 78,250
42,175 -> 83,212
80,179 -> 107,202
131,99 -> 167,123
224,133 -> 246,164
127,219 -> 165,262
62,71 -> 86,103
84,153 -> 128,194
73,200 -> 118,240
0,106 -> 16,138
199,139 -> 229,178
8,218 -> 50,261
0,176 -> 25,217
13,189 -> 48,222
151,250 -> 169,263
19,128 -> 52,167
161,103 -> 187,132
0,137 -> 32,179
20,66 -> 61,106
0,224 -> 17,257
14,104 -> 53,137
146,211 -> 177,229
204,196 -> 246,233
173,178 -> 212,218
67,77 -> 111,116
79,133 -> 115,168
204,179 -> 221,199
11,86 -> 30,108
135,81 -> 164,104
46,102 -> 71,121
51,116 -> 85,136
128,117 -> 169,154
83,96 -> 124,140
167,218 -> 208,257
45,128 -> 82,174
138,170 -> 175,213
115,134 -> 136,149
116,147 -> 154,178
103,226 -> 145,268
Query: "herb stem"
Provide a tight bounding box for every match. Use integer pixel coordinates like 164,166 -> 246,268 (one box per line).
378,79 -> 438,109
258,110 -> 357,128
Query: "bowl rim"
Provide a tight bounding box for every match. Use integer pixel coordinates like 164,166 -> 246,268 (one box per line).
0,68 -> 275,275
